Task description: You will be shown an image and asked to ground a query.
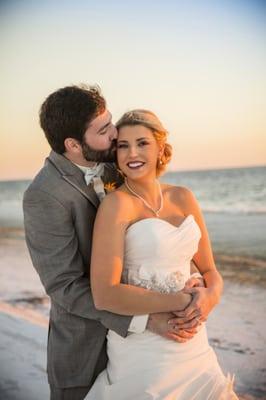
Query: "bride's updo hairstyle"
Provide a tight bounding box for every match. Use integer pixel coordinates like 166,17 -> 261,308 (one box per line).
116,109 -> 172,176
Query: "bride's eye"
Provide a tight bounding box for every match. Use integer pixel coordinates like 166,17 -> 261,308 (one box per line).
139,141 -> 149,147
117,143 -> 128,149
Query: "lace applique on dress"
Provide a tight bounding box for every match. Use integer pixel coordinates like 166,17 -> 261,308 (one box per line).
122,266 -> 187,293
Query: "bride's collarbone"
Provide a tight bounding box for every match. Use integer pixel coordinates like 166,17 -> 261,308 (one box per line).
124,192 -> 188,228
127,210 -> 188,230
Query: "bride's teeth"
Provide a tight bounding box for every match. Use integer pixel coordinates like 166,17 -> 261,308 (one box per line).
128,162 -> 144,168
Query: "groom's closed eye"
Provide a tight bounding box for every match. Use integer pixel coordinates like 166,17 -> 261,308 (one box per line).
98,123 -> 112,135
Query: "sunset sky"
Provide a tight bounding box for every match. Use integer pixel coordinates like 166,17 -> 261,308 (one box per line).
0,0 -> 265,180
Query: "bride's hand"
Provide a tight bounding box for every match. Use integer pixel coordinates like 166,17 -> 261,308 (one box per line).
147,312 -> 198,343
168,287 -> 217,328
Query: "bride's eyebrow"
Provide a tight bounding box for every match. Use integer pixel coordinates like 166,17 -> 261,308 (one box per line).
117,137 -> 149,144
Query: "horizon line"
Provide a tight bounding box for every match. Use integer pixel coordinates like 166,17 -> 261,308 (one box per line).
167,163 -> 266,174
0,163 -> 265,183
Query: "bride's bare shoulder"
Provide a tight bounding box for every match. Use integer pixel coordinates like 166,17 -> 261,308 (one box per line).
162,183 -> 194,199
97,186 -> 135,221
162,184 -> 197,209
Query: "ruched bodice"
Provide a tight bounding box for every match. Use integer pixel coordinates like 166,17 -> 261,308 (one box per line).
122,215 -> 201,293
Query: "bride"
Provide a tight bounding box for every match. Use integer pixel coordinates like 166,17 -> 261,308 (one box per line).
85,110 -> 238,399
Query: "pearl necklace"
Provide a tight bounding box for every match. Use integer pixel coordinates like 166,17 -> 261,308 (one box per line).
124,178 -> 163,217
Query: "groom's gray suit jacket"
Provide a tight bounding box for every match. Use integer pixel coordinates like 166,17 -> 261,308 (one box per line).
23,151 -> 132,388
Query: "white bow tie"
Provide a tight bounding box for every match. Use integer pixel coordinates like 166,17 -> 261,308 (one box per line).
75,163 -> 106,201
81,163 -> 105,185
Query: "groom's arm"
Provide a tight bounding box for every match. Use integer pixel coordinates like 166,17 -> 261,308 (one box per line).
23,187 -> 132,338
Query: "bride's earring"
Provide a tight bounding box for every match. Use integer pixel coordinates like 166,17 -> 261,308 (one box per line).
157,153 -> 163,165
158,148 -> 164,166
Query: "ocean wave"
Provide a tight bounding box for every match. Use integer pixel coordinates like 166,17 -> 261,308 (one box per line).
0,201 -> 266,229
202,206 -> 266,215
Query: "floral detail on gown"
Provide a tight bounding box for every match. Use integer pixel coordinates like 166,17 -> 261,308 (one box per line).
85,215 -> 238,399
122,267 -> 187,293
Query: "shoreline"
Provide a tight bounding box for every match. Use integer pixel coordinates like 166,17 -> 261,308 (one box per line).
0,301 -> 48,328
215,254 -> 266,287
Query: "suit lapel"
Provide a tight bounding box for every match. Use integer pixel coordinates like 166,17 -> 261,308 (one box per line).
62,175 -> 100,208
47,151 -> 100,209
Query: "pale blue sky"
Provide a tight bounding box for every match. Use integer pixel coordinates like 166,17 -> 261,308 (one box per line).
0,0 -> 265,179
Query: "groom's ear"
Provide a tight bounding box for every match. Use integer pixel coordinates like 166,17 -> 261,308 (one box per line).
64,138 -> 81,154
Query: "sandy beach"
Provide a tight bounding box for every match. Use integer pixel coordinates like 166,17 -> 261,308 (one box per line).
0,218 -> 266,399
0,311 -> 49,400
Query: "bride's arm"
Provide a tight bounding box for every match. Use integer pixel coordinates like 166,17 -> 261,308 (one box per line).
170,187 -> 223,324
187,189 -> 223,304
90,191 -> 191,316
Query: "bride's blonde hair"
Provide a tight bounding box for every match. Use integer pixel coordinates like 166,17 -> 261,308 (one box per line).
116,109 -> 172,176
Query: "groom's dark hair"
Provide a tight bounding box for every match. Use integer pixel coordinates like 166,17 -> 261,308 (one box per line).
39,84 -> 106,154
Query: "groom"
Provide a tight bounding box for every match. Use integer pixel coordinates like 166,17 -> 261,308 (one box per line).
23,85 -> 205,400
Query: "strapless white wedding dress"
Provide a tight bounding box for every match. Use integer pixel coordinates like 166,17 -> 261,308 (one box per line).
86,215 -> 237,399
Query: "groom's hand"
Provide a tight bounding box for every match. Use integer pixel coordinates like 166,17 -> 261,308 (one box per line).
147,312 -> 198,343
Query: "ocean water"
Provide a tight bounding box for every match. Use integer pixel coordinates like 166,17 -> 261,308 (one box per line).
0,166 -> 265,228
161,166 -> 266,215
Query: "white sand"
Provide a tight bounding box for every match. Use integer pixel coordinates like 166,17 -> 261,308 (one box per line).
0,312 -> 49,400
207,283 -> 266,398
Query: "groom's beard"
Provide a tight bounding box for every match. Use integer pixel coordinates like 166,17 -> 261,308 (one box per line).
81,140 -> 117,163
